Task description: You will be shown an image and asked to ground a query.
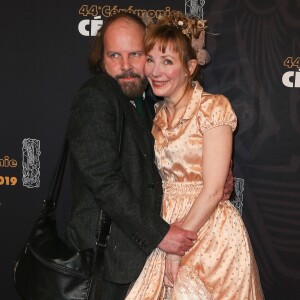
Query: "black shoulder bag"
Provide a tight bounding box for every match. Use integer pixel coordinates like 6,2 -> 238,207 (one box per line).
13,140 -> 112,300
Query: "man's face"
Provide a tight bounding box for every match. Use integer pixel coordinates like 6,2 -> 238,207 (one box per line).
103,18 -> 148,98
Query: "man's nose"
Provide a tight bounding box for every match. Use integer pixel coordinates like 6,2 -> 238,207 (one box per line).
121,57 -> 132,71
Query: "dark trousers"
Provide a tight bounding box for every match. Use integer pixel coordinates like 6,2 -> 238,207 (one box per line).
100,279 -> 131,300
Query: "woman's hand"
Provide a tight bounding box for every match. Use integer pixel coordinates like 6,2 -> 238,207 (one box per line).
164,254 -> 182,287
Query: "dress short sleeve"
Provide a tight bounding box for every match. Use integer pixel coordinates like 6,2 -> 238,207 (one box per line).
198,94 -> 237,133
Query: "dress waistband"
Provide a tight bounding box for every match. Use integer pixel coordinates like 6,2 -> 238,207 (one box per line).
162,181 -> 203,195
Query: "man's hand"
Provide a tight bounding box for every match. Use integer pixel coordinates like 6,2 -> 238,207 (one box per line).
158,224 -> 197,256
221,160 -> 234,201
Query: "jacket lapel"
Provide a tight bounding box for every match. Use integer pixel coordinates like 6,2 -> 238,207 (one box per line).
119,97 -> 151,158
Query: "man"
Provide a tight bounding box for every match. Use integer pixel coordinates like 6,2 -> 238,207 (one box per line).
66,12 -> 233,299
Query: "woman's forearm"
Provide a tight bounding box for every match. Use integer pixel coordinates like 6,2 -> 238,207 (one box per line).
181,187 -> 224,232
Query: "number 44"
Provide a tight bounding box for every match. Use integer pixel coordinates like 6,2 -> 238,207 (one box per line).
284,57 -> 300,68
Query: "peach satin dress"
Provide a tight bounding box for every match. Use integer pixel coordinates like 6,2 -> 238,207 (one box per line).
126,82 -> 264,300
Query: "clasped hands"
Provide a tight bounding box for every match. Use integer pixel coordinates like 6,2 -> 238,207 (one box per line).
158,222 -> 196,287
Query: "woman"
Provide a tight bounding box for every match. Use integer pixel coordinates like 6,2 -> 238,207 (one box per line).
126,13 -> 264,300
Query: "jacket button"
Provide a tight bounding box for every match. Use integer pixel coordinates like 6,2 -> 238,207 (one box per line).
148,183 -> 155,188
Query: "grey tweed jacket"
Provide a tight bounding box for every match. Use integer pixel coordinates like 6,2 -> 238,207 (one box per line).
65,73 -> 169,284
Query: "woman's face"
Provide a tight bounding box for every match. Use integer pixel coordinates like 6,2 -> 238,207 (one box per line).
144,42 -> 190,101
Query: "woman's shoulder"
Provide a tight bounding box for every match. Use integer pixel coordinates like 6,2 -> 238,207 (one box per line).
194,83 -> 237,132
200,89 -> 232,108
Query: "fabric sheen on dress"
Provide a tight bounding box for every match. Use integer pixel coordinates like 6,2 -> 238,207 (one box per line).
126,82 -> 264,300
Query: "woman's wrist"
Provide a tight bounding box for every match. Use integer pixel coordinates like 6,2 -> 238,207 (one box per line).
166,254 -> 182,263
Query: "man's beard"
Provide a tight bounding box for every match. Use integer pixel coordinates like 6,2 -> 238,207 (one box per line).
114,71 -> 148,98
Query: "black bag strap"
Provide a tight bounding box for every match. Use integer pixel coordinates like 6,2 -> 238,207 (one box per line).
42,138 -> 110,246
43,110 -> 123,245
43,139 -> 69,214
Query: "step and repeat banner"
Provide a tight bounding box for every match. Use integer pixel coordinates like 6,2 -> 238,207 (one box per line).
1,0 -> 299,299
